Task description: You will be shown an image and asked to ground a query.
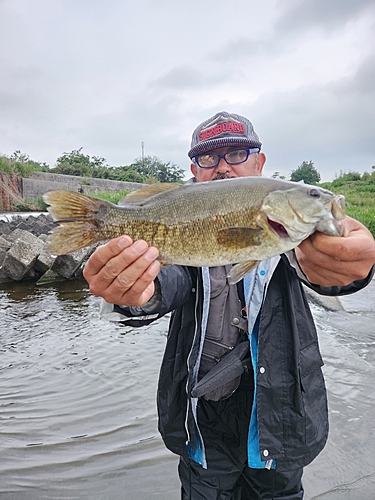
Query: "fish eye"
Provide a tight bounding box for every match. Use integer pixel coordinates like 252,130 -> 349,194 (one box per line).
309,189 -> 320,198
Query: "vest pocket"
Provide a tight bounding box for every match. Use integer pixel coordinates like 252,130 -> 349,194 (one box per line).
206,268 -> 230,342
199,340 -> 235,376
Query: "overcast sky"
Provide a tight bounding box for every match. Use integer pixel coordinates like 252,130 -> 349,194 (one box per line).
1,0 -> 374,182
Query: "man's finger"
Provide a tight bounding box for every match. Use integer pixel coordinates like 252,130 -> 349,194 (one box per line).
118,261 -> 161,306
307,230 -> 372,262
83,236 -> 133,280
114,247 -> 160,293
99,260 -> 160,306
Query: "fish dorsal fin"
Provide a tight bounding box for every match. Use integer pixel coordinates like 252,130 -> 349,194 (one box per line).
118,183 -> 181,206
216,227 -> 263,248
227,260 -> 259,284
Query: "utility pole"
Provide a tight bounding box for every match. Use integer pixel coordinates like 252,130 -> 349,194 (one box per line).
141,142 -> 144,163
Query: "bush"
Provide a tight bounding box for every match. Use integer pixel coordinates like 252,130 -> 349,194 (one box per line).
290,161 -> 321,185
0,151 -> 49,176
88,190 -> 130,205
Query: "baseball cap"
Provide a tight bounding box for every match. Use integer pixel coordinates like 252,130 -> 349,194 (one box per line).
188,111 -> 262,159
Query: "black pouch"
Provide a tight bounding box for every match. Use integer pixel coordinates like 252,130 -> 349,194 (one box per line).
191,341 -> 250,402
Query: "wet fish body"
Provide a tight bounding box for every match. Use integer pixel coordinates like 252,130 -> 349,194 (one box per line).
43,177 -> 345,284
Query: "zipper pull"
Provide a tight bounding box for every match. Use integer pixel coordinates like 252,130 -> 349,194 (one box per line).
265,459 -> 273,470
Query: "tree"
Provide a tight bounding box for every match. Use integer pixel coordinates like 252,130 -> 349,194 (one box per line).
111,165 -> 148,183
52,148 -> 108,177
290,161 -> 321,185
49,149 -> 185,183
130,155 -> 185,183
271,171 -> 286,180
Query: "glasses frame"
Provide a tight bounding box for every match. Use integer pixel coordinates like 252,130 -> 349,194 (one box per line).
194,148 -> 260,169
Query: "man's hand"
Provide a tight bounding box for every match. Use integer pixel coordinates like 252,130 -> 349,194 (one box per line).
295,216 -> 375,287
83,236 -> 160,306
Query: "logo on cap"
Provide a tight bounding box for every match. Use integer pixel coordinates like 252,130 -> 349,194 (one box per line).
198,120 -> 246,142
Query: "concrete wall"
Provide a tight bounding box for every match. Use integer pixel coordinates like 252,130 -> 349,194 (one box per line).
22,178 -> 80,200
25,172 -> 144,200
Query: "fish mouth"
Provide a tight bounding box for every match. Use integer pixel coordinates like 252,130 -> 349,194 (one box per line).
332,216 -> 345,237
267,218 -> 289,238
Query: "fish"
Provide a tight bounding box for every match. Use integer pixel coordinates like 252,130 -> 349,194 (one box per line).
43,177 -> 346,284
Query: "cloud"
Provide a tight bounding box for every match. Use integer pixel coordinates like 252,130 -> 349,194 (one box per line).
0,0 -> 374,182
241,53 -> 375,181
151,67 -> 214,90
208,38 -> 280,64
275,0 -> 375,33
336,54 -> 375,97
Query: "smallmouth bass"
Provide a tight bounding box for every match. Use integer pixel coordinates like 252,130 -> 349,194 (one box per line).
43,177 -> 345,284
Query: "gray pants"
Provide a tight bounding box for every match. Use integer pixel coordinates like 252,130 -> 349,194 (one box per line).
179,374 -> 304,500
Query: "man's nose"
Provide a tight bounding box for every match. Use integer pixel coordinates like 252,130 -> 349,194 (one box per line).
215,157 -> 231,172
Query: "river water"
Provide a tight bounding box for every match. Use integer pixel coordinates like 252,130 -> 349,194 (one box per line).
0,278 -> 374,500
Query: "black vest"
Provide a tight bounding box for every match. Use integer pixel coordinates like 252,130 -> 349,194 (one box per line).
198,266 -> 249,400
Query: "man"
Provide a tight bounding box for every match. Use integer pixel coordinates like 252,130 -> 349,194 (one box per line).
83,112 -> 375,499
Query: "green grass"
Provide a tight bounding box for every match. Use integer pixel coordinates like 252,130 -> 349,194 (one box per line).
86,190 -> 130,205
319,178 -> 375,238
12,196 -> 48,212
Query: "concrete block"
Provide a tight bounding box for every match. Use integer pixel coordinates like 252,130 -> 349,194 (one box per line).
38,221 -> 54,236
36,269 -> 65,284
25,215 -> 37,224
38,214 -> 54,224
2,232 -> 45,281
52,246 -> 94,278
37,214 -> 57,235
0,235 -> 11,249
21,268 -> 40,281
15,221 -> 30,231
24,217 -> 42,233
0,267 -> 13,283
0,247 -> 6,266
0,221 -> 11,235
34,245 -> 56,274
0,257 -> 40,282
6,228 -> 32,243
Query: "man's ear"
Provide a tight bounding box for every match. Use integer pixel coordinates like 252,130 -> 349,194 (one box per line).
257,153 -> 266,174
190,162 -> 198,178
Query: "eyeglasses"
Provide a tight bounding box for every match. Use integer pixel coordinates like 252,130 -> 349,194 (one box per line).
194,148 -> 260,169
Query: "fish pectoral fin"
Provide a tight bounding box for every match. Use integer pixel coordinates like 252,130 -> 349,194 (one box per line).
227,261 -> 259,284
216,227 -> 263,248
118,183 -> 181,206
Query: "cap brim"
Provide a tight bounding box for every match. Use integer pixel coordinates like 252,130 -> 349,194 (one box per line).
188,137 -> 262,159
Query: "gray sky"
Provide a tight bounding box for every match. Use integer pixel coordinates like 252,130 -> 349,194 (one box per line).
1,0 -> 374,182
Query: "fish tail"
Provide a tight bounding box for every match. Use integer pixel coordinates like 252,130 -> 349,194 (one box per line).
43,190 -> 111,255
